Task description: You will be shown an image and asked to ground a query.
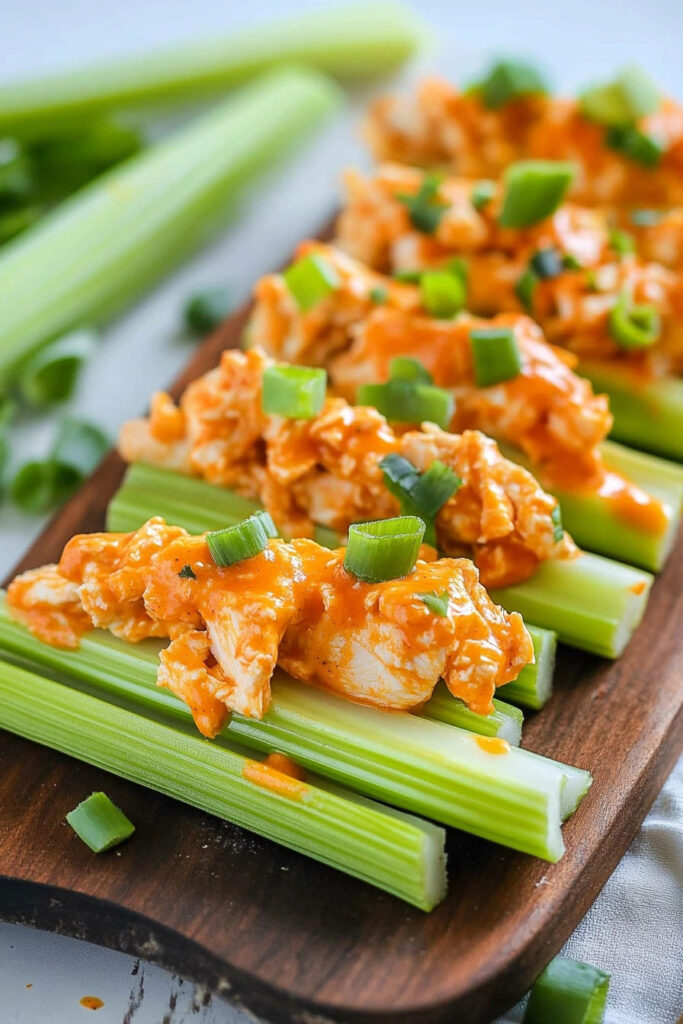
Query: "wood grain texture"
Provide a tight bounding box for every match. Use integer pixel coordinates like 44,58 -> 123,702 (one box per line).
0,281 -> 681,1024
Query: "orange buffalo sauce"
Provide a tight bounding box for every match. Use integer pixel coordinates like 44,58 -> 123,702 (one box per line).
242,758 -> 309,801
79,996 -> 104,1010
597,471 -> 668,536
475,736 -> 511,755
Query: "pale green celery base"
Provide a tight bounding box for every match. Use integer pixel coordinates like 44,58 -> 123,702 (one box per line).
0,659 -> 445,911
491,553 -> 652,658
499,441 -> 682,573
502,626 -> 557,710
0,602 -> 574,861
523,955 -> 611,1024
580,360 -> 683,462
422,681 -> 523,745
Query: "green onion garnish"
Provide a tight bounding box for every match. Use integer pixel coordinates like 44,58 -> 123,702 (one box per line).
562,253 -> 583,270
380,453 -> 461,545
253,509 -> 279,538
184,287 -> 233,334
66,791 -> 135,853
476,59 -> 549,109
11,418 -> 109,514
393,268 -> 423,284
530,247 -> 563,279
178,564 -> 197,580
471,179 -> 496,211
283,253 -> 339,312
418,590 -> 450,616
18,328 -> 97,407
608,228 -> 636,257
629,208 -> 664,227
369,286 -> 388,304
390,357 -> 433,384
261,365 -> 326,419
579,65 -> 659,126
358,378 -> 453,430
515,268 -> 538,313
206,512 -> 273,568
419,268 -> 466,318
344,515 -> 425,583
522,955 -> 611,1024
499,160 -> 575,228
605,124 -> 663,168
395,173 -> 449,234
470,327 -> 523,387
551,504 -> 564,544
608,291 -> 661,350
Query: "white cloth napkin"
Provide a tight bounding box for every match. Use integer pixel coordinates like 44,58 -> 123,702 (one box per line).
496,756 -> 683,1024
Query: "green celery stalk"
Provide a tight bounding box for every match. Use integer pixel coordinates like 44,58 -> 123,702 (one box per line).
0,68 -> 341,392
422,681 -> 523,744
499,439 -> 683,572
502,625 -> 557,710
580,360 -> 683,461
523,955 -> 611,1024
109,461 -> 648,658
491,553 -> 652,658
0,602 -> 588,861
0,3 -> 425,137
0,659 -> 446,910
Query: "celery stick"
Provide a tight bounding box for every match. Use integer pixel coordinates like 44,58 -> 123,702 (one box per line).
491,553 -> 652,658
523,955 -> 611,1024
0,659 -> 445,910
580,360 -> 683,461
500,440 -> 682,572
422,681 -> 523,745
503,626 -> 557,710
0,69 -> 341,392
0,602 -> 585,861
0,4 -> 424,137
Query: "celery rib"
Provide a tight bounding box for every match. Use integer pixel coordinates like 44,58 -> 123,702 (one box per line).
0,602 -> 589,861
523,955 -> 611,1023
0,659 -> 445,910
502,626 -> 557,710
0,69 -> 341,392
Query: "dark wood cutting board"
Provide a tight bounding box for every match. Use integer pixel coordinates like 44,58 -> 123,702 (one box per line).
1,271 -> 681,1024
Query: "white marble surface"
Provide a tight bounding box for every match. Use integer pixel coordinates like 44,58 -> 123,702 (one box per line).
1,1 -> 682,1022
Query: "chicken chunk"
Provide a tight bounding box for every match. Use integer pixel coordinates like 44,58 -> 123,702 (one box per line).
6,564 -> 92,648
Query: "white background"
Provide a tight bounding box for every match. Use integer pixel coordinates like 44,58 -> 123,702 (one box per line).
1,1 -> 682,1022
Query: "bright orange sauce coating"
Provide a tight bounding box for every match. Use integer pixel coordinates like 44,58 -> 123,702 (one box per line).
242,759 -> 309,801
475,736 -> 511,755
79,996 -> 104,1011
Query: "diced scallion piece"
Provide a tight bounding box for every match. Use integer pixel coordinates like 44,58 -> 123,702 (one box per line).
608,291 -> 660,350
530,247 -> 563,279
418,590 -> 449,616
357,378 -> 453,430
420,268 -> 466,318
499,160 -> 575,228
470,326 -> 523,387
471,179 -> 496,210
66,791 -> 135,853
523,955 -> 611,1024
390,356 -> 433,384
11,417 -> 108,514
380,454 -> 460,547
476,59 -> 549,109
393,268 -> 423,284
396,173 -> 449,234
608,229 -> 635,256
562,253 -> 582,270
262,364 -> 327,418
184,287 -> 233,334
551,504 -> 564,543
515,268 -> 537,312
606,125 -> 663,167
283,253 -> 339,312
18,328 -> 97,406
344,515 -> 425,583
178,564 -> 196,580
579,65 -> 659,126
369,285 -> 388,304
207,512 -> 275,567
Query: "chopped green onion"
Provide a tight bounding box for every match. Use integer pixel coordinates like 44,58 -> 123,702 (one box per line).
476,59 -> 549,109
551,503 -> 564,543
262,364 -> 326,418
396,172 -> 449,234
606,124 -> 663,167
184,287 -> 233,334
530,247 -> 563,279
470,326 -> 523,387
579,65 -> 659,127
253,509 -> 279,538
52,417 -> 109,477
629,208 -> 664,227
562,253 -> 583,270
380,453 -> 461,545
358,378 -> 453,430
390,357 -> 433,384
11,417 -> 108,514
206,512 -> 272,567
418,590 -> 449,616
18,328 -> 97,406
447,256 -> 469,285
344,515 -> 425,582
608,228 -> 636,257
283,253 -> 339,312
392,268 -> 423,283
419,268 -> 466,318
499,160 -> 575,229
66,791 -> 135,853
609,291 -> 661,350
523,955 -> 611,1024
471,179 -> 496,210
515,268 -> 538,312
178,564 -> 197,580
369,285 -> 388,304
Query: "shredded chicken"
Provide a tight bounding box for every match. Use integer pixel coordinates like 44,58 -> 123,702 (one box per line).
336,166 -> 683,374
119,348 -> 575,588
7,519 -> 534,731
364,77 -> 683,208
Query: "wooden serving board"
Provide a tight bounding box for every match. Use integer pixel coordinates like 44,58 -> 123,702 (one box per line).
1,283 -> 682,1024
